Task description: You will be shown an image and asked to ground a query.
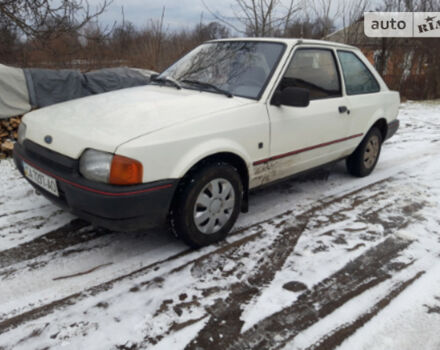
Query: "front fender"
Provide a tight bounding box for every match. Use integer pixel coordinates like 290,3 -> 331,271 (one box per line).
169,138 -> 253,179
115,102 -> 270,183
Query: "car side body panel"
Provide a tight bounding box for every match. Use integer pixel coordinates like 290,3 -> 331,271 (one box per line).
115,42 -> 400,190
346,90 -> 400,140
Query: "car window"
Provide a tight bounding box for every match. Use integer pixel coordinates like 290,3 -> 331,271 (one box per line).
337,51 -> 380,95
279,48 -> 342,100
158,41 -> 285,100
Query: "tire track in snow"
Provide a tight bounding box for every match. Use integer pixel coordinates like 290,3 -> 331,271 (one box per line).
305,271 -> 425,350
0,219 -> 103,269
226,237 -> 414,350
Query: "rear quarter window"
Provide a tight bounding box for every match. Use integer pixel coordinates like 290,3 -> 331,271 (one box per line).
337,51 -> 380,95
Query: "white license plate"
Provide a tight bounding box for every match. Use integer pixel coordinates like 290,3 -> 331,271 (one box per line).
23,162 -> 59,197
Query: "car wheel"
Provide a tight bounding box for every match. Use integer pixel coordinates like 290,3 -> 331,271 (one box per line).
170,162 -> 243,248
346,127 -> 382,177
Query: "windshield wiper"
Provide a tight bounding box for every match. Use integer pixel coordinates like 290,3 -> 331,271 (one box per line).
182,79 -> 233,98
151,75 -> 182,90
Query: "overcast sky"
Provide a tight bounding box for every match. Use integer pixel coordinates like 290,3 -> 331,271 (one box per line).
93,0 -> 235,30
91,0 -> 381,32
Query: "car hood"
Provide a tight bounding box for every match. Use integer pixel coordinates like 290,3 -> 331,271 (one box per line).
23,85 -> 251,159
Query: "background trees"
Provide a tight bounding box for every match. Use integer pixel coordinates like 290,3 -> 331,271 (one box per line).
0,0 -> 110,37
0,0 -> 438,99
364,0 -> 440,99
203,0 -> 300,37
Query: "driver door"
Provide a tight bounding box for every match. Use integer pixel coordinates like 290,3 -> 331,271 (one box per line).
263,47 -> 356,181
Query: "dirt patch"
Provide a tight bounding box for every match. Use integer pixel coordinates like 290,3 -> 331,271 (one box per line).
17,323 -> 49,344
346,243 -> 366,252
283,281 -> 308,293
424,305 -> 440,314
53,262 -> 113,281
424,297 -> 440,314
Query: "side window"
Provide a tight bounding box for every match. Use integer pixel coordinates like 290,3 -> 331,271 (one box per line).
337,51 -> 380,95
280,48 -> 342,100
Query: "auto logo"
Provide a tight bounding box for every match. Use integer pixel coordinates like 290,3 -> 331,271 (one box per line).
44,135 -> 53,144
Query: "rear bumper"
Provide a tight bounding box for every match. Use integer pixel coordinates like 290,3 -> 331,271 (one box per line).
13,141 -> 177,231
385,119 -> 399,141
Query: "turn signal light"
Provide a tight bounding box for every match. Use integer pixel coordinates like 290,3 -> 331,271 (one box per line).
109,155 -> 143,185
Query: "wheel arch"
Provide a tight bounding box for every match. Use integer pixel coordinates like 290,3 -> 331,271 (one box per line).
370,118 -> 388,142
172,151 -> 250,214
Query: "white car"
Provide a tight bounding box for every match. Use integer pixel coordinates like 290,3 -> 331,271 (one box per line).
14,38 -> 400,247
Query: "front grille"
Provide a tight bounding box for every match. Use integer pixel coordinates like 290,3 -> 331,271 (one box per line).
23,140 -> 78,174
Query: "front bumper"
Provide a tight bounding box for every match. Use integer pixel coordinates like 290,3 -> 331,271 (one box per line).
13,141 -> 177,231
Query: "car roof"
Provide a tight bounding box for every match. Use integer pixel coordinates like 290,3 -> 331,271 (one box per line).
210,37 -> 357,50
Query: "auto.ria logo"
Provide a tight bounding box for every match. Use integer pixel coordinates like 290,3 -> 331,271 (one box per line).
418,15 -> 440,34
365,12 -> 440,37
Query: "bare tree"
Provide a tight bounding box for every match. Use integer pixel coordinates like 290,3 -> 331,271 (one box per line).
0,0 -> 111,38
150,6 -> 167,69
339,0 -> 370,44
303,0 -> 339,38
194,21 -> 230,42
381,0 -> 440,11
0,10 -> 19,63
202,0 -> 301,37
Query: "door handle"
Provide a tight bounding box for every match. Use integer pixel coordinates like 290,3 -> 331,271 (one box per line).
339,106 -> 350,114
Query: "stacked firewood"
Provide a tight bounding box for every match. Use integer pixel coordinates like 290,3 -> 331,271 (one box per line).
0,117 -> 21,159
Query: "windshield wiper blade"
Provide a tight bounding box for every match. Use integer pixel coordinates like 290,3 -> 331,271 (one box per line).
151,75 -> 182,90
182,79 -> 233,98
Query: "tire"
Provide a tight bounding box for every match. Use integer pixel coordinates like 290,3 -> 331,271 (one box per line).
346,127 -> 382,177
169,162 -> 243,248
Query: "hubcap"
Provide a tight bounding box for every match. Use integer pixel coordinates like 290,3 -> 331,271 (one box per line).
363,135 -> 380,169
193,178 -> 235,235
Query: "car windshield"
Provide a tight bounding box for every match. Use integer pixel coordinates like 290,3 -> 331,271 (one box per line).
157,41 -> 285,99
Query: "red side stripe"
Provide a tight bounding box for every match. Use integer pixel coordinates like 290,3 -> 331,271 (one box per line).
254,133 -> 363,166
16,153 -> 173,197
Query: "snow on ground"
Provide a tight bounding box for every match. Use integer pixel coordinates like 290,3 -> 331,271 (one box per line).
0,101 -> 439,349
0,159 -> 73,250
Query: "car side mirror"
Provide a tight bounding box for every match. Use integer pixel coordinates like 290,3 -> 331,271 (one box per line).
271,87 -> 310,107
150,73 -> 159,81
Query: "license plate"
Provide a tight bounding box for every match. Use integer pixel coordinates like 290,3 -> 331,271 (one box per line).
23,162 -> 59,197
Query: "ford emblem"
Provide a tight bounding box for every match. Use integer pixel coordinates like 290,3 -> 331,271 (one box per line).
44,135 -> 53,144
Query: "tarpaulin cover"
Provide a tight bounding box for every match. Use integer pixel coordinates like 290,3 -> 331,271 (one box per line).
0,64 -> 31,119
0,66 -> 155,119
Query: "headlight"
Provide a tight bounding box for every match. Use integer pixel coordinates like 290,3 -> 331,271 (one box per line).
79,149 -> 113,183
17,123 -> 26,145
79,149 -> 143,185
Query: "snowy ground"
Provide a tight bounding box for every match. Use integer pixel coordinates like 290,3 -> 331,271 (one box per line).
0,101 -> 440,350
